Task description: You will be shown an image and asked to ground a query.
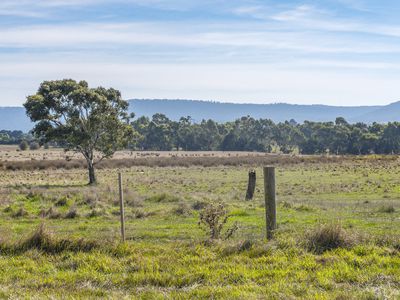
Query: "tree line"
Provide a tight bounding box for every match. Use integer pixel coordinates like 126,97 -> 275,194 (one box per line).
0,130 -> 31,145
131,114 -> 400,155
4,106 -> 400,156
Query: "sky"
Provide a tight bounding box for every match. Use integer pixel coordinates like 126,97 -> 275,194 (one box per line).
1,0 -> 400,106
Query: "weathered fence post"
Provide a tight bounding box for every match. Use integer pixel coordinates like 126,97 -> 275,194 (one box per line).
118,172 -> 126,242
263,166 -> 276,239
245,170 -> 256,200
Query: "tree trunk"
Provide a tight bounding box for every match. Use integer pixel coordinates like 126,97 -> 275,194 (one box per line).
245,170 -> 256,200
88,160 -> 96,185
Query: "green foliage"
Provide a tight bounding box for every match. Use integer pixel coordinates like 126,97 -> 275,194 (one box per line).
0,130 -> 30,145
129,115 -> 400,155
24,79 -> 135,184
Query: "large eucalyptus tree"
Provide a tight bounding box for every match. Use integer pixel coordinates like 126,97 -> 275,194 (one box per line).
24,79 -> 134,185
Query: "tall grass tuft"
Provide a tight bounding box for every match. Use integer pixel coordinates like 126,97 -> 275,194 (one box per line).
16,224 -> 98,253
305,223 -> 353,254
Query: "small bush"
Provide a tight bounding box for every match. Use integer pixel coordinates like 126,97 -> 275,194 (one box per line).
18,141 -> 28,151
29,142 -> 40,150
198,202 -> 238,241
305,223 -> 353,254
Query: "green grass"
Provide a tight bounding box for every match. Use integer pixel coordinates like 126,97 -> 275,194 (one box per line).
0,157 -> 399,298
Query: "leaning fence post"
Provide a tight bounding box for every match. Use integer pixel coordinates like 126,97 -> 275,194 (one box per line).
118,172 -> 126,242
263,166 -> 277,239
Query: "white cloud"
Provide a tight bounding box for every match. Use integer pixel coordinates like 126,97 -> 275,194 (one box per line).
1,21 -> 400,55
1,60 -> 399,107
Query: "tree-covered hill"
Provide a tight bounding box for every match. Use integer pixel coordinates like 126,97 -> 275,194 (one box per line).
1,99 -> 400,132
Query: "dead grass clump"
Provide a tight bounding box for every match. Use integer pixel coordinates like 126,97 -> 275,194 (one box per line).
281,201 -> 293,209
192,200 -> 208,211
3,206 -> 13,213
39,207 -> 62,219
377,205 -> 395,213
87,209 -> 105,218
125,191 -> 143,207
305,223 -> 354,254
82,191 -> 99,208
374,235 -> 400,251
12,207 -> 29,218
220,239 -> 254,256
173,203 -> 192,216
132,209 -> 155,219
145,193 -> 180,203
55,196 -> 69,207
17,224 -> 98,253
65,206 -> 79,219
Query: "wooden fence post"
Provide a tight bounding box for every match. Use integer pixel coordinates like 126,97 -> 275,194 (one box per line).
263,166 -> 276,239
118,172 -> 126,242
245,170 -> 256,200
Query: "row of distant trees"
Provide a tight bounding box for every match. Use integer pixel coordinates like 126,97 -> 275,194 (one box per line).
3,110 -> 400,156
0,130 -> 31,145
131,114 -> 400,155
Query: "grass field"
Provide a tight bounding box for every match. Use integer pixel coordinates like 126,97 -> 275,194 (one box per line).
0,152 -> 399,299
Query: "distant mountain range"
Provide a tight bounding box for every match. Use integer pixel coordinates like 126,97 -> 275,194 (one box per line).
1,99 -> 399,132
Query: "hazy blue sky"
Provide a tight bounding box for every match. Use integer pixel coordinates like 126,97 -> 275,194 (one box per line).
1,0 -> 400,106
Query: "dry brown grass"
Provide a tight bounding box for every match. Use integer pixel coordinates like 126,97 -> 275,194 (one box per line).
0,154 -> 383,171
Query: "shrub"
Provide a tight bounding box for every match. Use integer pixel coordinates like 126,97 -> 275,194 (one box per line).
198,203 -> 238,241
19,140 -> 28,151
29,142 -> 40,150
305,223 -> 353,254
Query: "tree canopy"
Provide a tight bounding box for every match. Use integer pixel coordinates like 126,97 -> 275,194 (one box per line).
24,79 -> 134,184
